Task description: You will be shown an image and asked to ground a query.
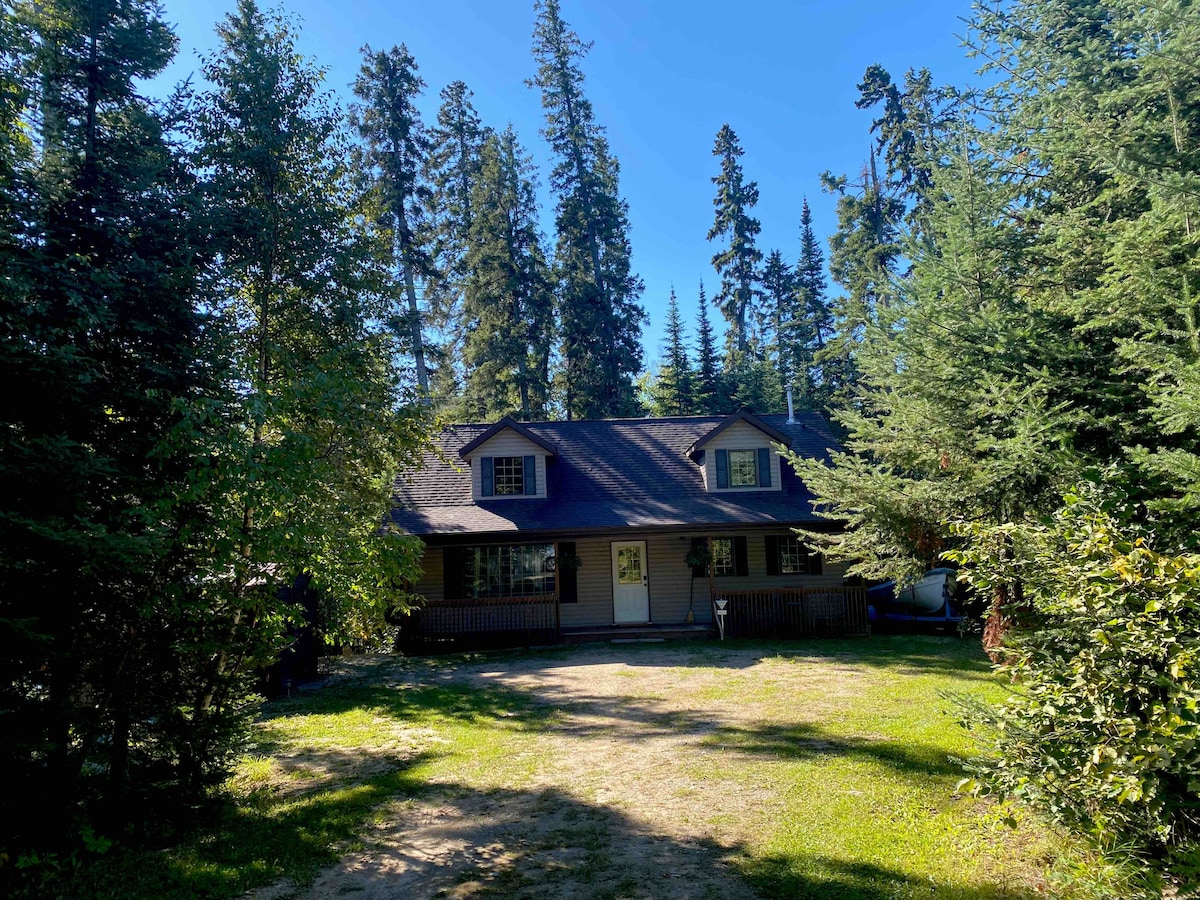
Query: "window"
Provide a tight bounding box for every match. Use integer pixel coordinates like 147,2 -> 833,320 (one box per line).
772,536 -> 822,575
714,447 -> 772,489
460,544 -> 555,598
493,456 -> 524,495
729,450 -> 757,486
711,538 -> 735,575
690,537 -> 748,577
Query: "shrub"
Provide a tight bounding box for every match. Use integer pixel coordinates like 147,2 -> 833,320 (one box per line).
950,493 -> 1200,877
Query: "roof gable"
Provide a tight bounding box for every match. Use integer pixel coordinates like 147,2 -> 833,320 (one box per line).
687,409 -> 792,459
458,416 -> 558,460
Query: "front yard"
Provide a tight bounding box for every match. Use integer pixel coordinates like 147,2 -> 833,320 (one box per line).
59,637 -> 1100,899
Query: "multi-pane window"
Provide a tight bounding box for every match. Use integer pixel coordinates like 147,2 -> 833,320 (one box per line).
493,456 -> 524,495
711,537 -> 735,576
778,536 -> 820,575
462,544 -> 556,598
729,449 -> 758,486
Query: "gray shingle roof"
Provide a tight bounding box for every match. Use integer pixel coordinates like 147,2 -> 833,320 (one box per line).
390,412 -> 840,540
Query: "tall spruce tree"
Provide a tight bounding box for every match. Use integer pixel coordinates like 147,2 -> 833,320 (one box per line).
761,248 -> 797,401
694,281 -> 723,413
424,80 -> 487,411
530,0 -> 645,419
0,0 -> 214,848
816,152 -> 904,400
707,123 -> 763,359
350,43 -> 434,394
648,287 -> 695,415
461,126 -> 554,420
795,197 -> 832,407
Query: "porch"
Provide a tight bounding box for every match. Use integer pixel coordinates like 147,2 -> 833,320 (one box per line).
713,585 -> 870,638
395,584 -> 869,652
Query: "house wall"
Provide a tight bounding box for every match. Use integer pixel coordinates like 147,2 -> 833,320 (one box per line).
700,421 -> 784,492
411,532 -> 846,630
464,430 -> 550,500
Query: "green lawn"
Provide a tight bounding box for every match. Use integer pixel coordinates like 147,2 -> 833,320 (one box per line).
40,636 -> 1116,899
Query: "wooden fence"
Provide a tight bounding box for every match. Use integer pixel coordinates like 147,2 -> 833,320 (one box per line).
397,594 -> 559,651
714,586 -> 869,639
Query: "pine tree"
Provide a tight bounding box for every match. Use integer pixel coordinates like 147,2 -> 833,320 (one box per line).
461,126 -> 554,420
350,43 -> 434,394
760,249 -> 796,401
694,281 -> 723,413
530,0 -> 645,419
0,0 -> 213,844
796,198 -> 833,407
424,80 -> 488,411
652,287 -> 694,415
707,124 -> 762,359
817,152 -> 904,399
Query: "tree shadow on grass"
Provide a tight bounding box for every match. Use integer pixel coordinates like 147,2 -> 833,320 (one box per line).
257,666 -> 971,788
51,773 -> 1042,900
38,752 -> 441,900
706,721 -> 968,779
260,782 -> 1041,900
737,852 -> 1039,900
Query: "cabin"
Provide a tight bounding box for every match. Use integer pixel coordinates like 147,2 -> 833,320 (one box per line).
389,410 -> 867,649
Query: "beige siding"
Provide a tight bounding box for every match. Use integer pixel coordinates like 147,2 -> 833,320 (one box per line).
561,530 -> 845,628
412,544 -> 444,603
701,420 -> 784,493
464,430 -> 549,500
413,532 -> 845,629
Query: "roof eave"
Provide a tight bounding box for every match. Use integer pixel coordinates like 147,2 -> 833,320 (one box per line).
687,408 -> 793,457
457,416 -> 558,460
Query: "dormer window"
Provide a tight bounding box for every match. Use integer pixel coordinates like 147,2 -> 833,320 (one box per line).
493,456 -> 526,495
714,447 -> 773,489
729,450 -> 759,487
459,417 -> 556,502
687,410 -> 791,493
480,455 -> 538,498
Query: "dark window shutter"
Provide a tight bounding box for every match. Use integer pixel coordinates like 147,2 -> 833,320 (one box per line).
765,536 -> 779,575
558,541 -> 577,603
733,536 -> 749,576
523,455 -> 536,495
810,547 -> 823,575
690,537 -> 707,578
443,547 -> 466,599
481,457 -> 494,496
716,449 -> 729,489
758,447 -> 772,487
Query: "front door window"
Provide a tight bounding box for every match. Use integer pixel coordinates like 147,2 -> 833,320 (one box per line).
617,546 -> 642,584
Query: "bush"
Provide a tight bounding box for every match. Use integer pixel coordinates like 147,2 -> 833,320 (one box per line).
950,493 -> 1200,879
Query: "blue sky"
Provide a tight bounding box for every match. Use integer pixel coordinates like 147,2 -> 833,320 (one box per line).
155,0 -> 981,367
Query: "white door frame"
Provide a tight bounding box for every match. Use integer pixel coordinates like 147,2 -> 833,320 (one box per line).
611,540 -> 650,624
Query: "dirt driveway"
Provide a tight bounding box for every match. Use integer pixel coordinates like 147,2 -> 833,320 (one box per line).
254,640 -> 1010,900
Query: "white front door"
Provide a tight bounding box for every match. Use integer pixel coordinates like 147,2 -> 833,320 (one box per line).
612,540 -> 650,624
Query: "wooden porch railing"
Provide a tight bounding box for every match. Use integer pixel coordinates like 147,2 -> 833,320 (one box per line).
713,586 -> 869,638
398,594 -> 559,649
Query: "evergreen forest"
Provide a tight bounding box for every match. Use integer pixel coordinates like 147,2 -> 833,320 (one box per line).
2,0 -> 1200,896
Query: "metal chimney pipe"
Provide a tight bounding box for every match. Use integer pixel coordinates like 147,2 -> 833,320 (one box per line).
786,385 -> 795,424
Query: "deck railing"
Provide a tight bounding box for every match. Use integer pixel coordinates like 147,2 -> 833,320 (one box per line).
398,594 -> 559,649
713,586 -> 869,638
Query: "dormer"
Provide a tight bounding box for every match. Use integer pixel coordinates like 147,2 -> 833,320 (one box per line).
458,417 -> 557,502
687,410 -> 791,493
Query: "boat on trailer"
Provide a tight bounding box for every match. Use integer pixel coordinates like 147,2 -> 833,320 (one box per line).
866,567 -> 962,625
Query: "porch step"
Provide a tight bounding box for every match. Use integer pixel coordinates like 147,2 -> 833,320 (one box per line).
561,624 -> 714,645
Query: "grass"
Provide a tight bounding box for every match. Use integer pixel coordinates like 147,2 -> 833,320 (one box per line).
35,635 -> 1117,899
